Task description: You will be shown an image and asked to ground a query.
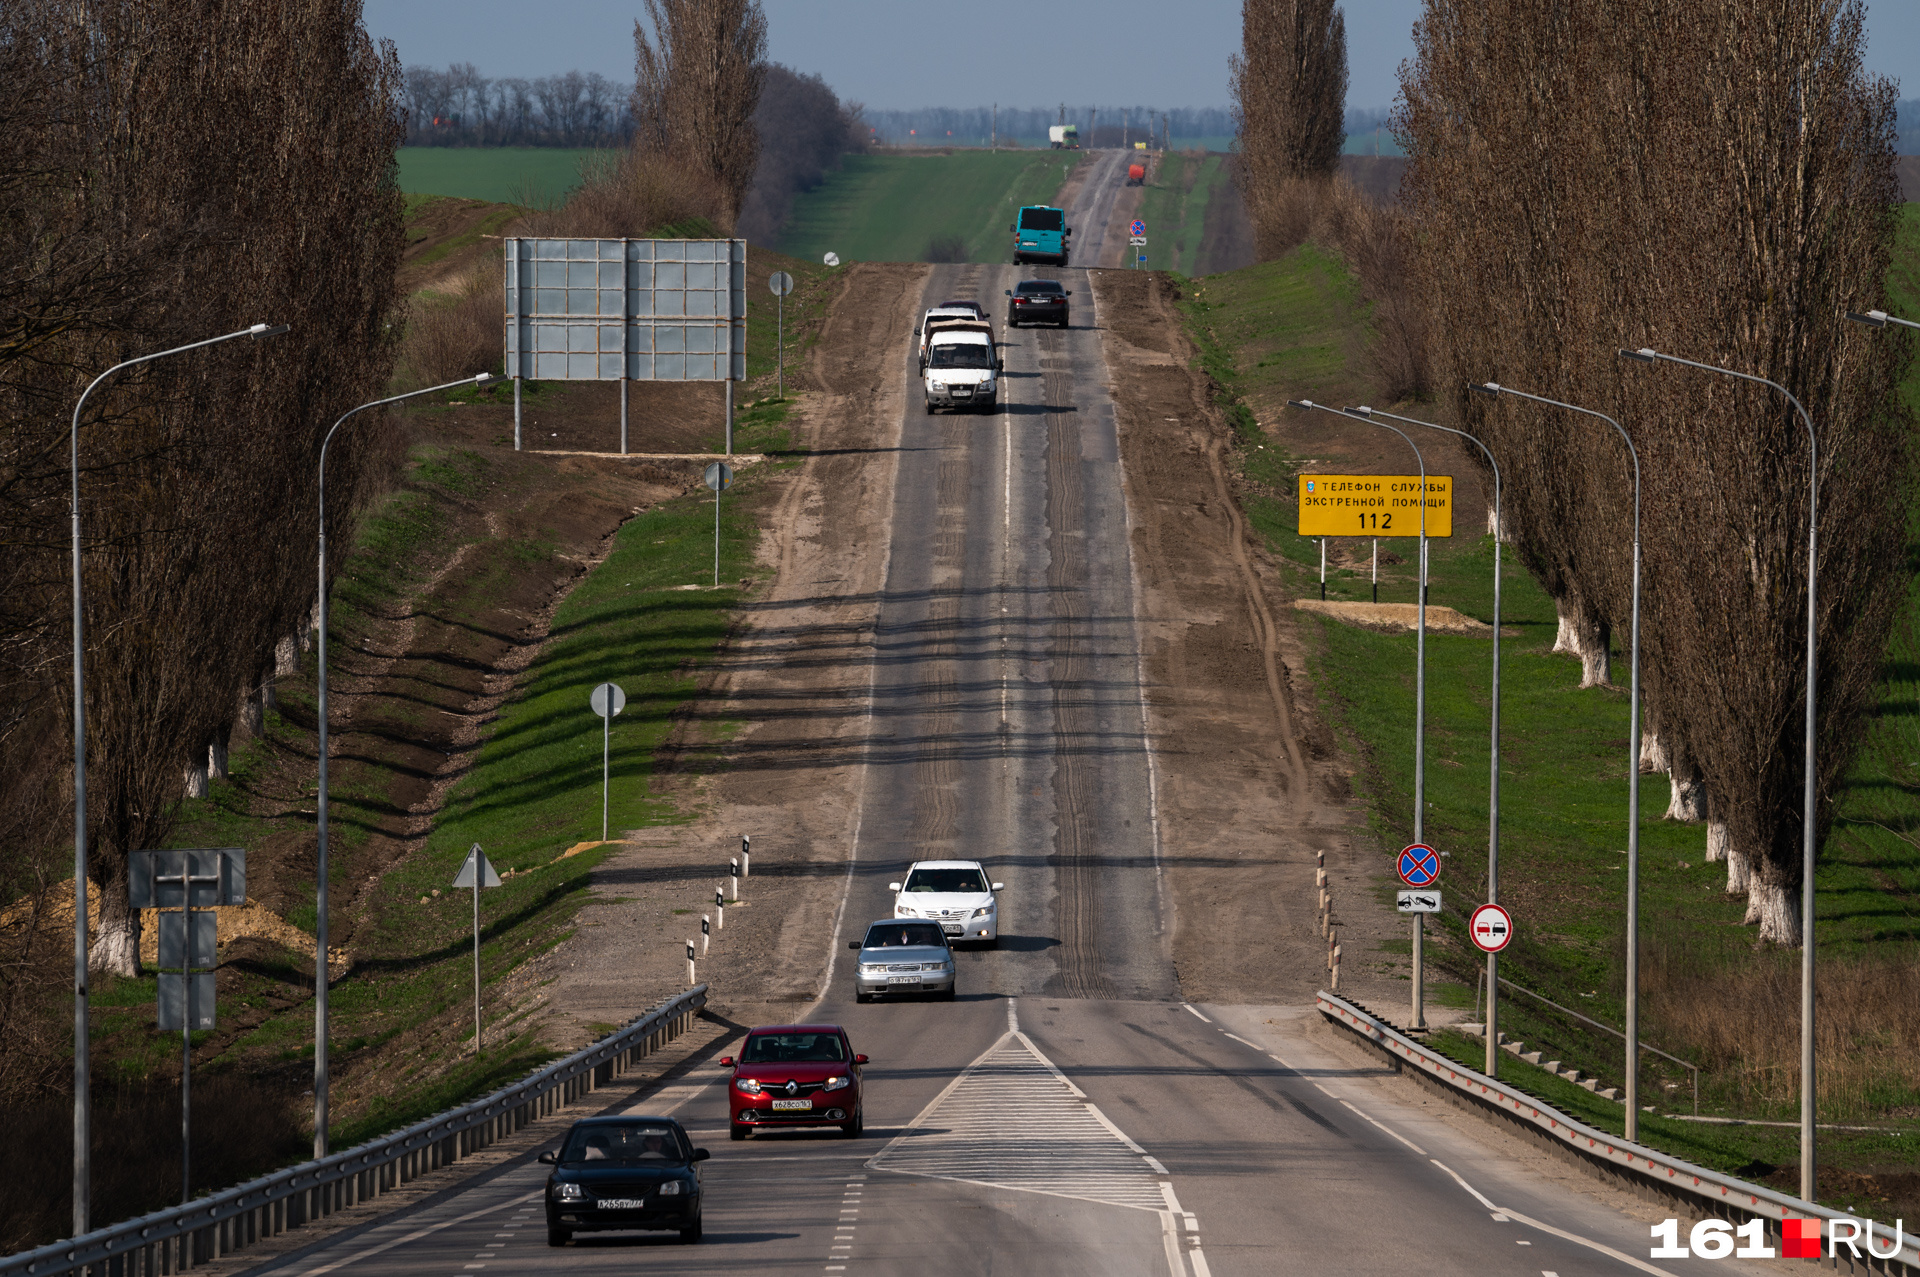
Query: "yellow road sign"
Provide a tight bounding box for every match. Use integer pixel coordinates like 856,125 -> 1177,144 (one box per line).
1297,474 -> 1452,537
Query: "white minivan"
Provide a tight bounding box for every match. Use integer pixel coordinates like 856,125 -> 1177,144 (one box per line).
889,861 -> 1003,945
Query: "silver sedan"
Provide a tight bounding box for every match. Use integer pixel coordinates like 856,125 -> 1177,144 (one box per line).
847,920 -> 957,1002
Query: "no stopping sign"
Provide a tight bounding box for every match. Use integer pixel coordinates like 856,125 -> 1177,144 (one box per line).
1469,903 -> 1513,953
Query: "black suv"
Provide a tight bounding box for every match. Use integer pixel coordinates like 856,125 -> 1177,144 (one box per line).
1006,280 -> 1071,328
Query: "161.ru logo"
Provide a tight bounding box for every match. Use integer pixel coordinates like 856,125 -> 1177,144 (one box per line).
1651,1216 -> 1907,1260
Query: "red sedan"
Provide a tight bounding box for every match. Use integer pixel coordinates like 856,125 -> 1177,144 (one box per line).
720,1024 -> 867,1140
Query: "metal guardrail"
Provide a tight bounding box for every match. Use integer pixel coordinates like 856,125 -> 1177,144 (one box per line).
4,985 -> 709,1277
1317,990 -> 1919,1273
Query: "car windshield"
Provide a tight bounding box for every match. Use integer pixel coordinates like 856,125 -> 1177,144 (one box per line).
1019,208 -> 1065,231
741,1031 -> 846,1063
904,867 -> 987,893
1018,282 -> 1063,296
865,922 -> 948,948
560,1123 -> 687,1164
928,344 -> 992,369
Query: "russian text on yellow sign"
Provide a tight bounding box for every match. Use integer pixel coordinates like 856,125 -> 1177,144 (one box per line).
1296,474 -> 1453,538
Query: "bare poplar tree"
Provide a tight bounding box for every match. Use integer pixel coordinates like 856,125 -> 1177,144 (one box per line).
1400,0 -> 1912,945
1231,0 -> 1349,257
632,0 -> 769,230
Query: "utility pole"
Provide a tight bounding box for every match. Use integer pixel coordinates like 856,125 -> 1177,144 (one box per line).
991,103 -> 997,151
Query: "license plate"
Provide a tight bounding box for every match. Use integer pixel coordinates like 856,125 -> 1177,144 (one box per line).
771,1098 -> 812,1111
940,923 -> 963,933
887,974 -> 922,984
597,1198 -> 645,1209
952,387 -> 972,396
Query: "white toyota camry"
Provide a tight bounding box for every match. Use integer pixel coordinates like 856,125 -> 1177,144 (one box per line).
889,860 -> 1002,945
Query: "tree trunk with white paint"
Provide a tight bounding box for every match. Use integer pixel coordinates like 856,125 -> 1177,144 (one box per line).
1639,730 -> 1668,774
1665,766 -> 1706,822
88,889 -> 140,977
274,633 -> 299,677
1705,819 -> 1729,862
209,727 -> 230,781
183,753 -> 208,799
1749,874 -> 1799,944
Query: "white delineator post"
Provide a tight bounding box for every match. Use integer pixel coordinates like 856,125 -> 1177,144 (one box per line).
701,915 -> 710,956
741,835 -> 750,879
730,858 -> 740,902
714,888 -> 724,931
686,940 -> 696,986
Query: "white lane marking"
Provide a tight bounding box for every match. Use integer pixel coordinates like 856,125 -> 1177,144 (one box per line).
1430,1159 -> 1500,1211
1267,1052 -> 1297,1069
1144,1156 -> 1169,1175
1158,1181 -> 1212,1277
1160,1209 -> 1189,1277
1221,1032 -> 1263,1050
1007,996 -> 1019,1034
1339,1100 -> 1428,1155
1181,1004 -> 1211,1023
293,1191 -> 542,1275
1315,1084 -> 1339,1098
869,1031 -> 1164,1211
1431,1160 -> 1683,1277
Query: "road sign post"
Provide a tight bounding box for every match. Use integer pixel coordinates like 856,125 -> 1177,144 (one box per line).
1397,844 -> 1441,1030
453,845 -> 501,1054
590,682 -> 626,841
705,462 -> 733,587
131,848 -> 244,1205
769,272 -> 794,399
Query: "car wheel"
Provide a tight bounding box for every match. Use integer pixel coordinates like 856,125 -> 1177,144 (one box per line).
729,1122 -> 749,1141
855,991 -> 871,1004
943,984 -> 957,1001
1059,312 -> 1070,328
841,1106 -> 864,1138
679,1215 -> 703,1244
924,399 -> 934,415
547,1227 -> 571,1248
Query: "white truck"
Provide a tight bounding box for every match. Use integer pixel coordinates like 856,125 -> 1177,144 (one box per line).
1048,124 -> 1080,149
917,317 -> 1000,414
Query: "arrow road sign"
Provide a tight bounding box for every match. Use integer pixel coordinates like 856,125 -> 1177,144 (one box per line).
1396,891 -> 1441,913
1397,843 -> 1441,888
1469,903 -> 1514,952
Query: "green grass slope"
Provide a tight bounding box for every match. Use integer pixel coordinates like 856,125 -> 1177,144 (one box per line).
398,147 -> 612,204
777,152 -> 1075,264
1135,153 -> 1233,276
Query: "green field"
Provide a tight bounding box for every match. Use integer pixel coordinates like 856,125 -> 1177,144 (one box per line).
777,152 -> 1074,264
397,147 -> 612,204
1135,153 -> 1234,275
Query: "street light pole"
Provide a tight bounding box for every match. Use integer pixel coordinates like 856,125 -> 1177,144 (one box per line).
1355,405 -> 1504,1077
314,372 -> 494,1158
1620,344 -> 1819,1199
1289,399 -> 1429,1028
1473,379 -> 1641,1137
66,321 -> 286,1236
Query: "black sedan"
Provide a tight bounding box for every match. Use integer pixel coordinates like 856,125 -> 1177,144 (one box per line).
1006,280 -> 1071,328
539,1115 -> 709,1246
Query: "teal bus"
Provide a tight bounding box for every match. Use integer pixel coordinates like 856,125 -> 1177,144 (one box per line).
1010,205 -> 1071,266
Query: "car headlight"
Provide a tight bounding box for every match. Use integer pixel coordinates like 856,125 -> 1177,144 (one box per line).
929,380 -> 945,391
823,1074 -> 852,1092
859,963 -> 886,975
895,905 -> 914,916
972,907 -> 992,918
552,1182 -> 586,1201
657,1181 -> 683,1196
734,1077 -> 762,1094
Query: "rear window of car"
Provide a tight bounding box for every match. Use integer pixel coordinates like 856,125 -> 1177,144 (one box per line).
1018,282 -> 1064,295
938,301 -> 983,314
904,867 -> 987,893
1019,208 -> 1065,231
561,1123 -> 688,1164
864,922 -> 949,948
741,1032 -> 846,1063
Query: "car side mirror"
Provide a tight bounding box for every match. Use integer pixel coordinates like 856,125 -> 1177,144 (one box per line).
1004,289 -> 1012,297
913,325 -> 921,336
847,939 -> 862,949
854,1054 -> 869,1065
995,358 -> 1004,372
691,1148 -> 711,1162
1008,224 -> 1015,233
887,882 -> 902,891
718,1056 -> 735,1067
1067,291 -> 1074,296
538,1151 -> 557,1165
991,882 -> 1004,891
1066,227 -> 1074,235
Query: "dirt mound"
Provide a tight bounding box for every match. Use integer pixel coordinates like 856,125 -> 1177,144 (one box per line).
1293,598 -> 1512,636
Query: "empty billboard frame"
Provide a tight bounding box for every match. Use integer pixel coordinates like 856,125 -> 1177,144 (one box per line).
504,237 -> 746,382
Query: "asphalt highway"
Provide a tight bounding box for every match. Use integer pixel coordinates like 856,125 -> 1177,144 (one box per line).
252,186 -> 1770,1276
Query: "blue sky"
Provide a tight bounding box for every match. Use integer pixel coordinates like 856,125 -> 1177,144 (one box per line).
361,0 -> 1916,112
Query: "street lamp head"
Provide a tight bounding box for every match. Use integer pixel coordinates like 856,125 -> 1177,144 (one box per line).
250,323 -> 290,339
1845,310 -> 1889,329
1619,347 -> 1657,362
1469,382 -> 1502,397
1286,398 -> 1316,410
473,372 -> 498,385
1344,405 -> 1373,418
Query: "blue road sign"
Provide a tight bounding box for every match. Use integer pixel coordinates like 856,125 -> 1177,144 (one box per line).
1130,219 -> 1146,237
1397,843 -> 1441,888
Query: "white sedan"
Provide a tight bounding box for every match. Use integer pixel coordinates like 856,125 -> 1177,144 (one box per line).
889,860 -> 1003,945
